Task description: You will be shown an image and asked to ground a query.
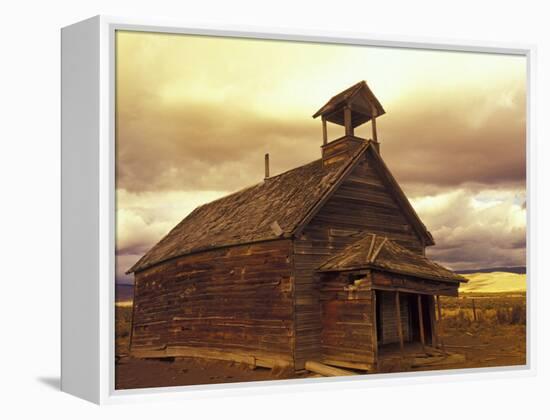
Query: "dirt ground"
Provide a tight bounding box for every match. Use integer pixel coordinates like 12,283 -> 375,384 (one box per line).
115,357 -> 303,389
115,293 -> 526,390
375,324 -> 526,374
439,325 -> 525,369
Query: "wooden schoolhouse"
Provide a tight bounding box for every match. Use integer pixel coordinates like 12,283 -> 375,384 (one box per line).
127,81 -> 467,372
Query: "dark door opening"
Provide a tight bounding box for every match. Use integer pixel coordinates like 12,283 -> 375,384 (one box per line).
408,294 -> 433,345
375,291 -> 433,347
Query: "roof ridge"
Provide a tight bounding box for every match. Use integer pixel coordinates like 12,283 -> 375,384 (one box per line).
193,182 -> 260,210
312,81 -> 365,118
327,80 -> 364,101
265,157 -> 321,180
190,158 -> 323,211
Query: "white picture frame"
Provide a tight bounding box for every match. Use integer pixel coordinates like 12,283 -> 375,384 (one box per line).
61,15 -> 536,404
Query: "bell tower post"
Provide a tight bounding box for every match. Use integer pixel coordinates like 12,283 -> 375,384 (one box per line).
312,81 -> 386,164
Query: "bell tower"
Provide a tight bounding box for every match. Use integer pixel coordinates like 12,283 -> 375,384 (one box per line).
313,81 -> 385,165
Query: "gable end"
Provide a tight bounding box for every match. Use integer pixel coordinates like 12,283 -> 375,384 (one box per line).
294,142 -> 434,250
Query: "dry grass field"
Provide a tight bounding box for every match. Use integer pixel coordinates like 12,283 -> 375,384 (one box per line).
422,292 -> 525,370
440,293 -> 526,328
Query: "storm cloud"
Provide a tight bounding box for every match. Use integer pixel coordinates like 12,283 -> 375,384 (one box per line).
115,31 -> 527,283
116,80 -> 525,194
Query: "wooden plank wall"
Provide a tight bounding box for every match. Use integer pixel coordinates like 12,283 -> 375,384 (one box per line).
130,239 -> 295,368
319,273 -> 375,369
378,291 -> 411,345
293,154 -> 425,368
321,136 -> 363,166
327,156 -> 425,254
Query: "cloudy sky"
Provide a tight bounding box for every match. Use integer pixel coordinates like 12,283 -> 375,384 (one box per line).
115,30 -> 526,284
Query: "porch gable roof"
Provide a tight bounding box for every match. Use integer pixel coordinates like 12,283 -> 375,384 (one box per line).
318,232 -> 467,284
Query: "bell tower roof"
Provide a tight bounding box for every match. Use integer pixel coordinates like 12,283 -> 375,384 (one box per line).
312,80 -> 385,127
314,81 -> 386,164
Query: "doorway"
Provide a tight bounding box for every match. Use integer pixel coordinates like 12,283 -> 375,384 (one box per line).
375,291 -> 433,347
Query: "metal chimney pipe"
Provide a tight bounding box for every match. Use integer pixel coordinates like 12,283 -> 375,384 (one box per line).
264,153 -> 270,179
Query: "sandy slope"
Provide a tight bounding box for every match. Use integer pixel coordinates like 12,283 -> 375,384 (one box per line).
460,272 -> 527,293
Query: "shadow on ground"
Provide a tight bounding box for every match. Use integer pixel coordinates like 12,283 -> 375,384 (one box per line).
37,376 -> 60,391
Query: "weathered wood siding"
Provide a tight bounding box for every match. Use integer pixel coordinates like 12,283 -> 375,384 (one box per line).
130,240 -> 295,367
321,135 -> 363,166
324,155 -> 425,254
378,291 -> 411,345
319,273 -> 376,369
293,153 -> 425,368
372,270 -> 459,297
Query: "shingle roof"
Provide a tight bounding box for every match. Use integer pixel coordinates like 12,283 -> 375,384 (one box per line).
128,139 -> 436,274
318,232 -> 467,283
127,145 -> 367,273
312,80 -> 386,123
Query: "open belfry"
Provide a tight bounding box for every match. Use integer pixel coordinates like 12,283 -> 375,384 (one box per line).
127,81 -> 467,373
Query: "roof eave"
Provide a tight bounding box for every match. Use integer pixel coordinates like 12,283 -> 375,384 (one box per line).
126,233 -> 295,274
317,265 -> 467,284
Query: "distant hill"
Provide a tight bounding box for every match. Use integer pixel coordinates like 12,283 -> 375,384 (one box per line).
460,272 -> 526,294
116,284 -> 134,303
456,266 -> 526,275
